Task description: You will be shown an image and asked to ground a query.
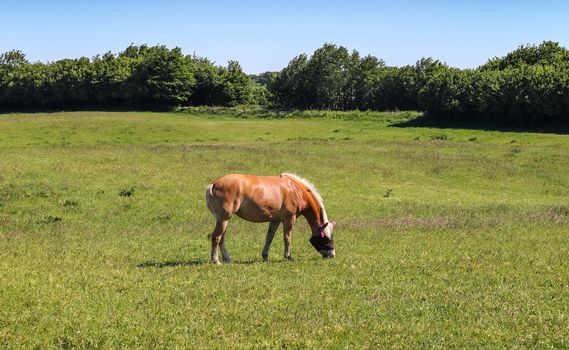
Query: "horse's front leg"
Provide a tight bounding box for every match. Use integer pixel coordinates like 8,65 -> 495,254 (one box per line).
211,219 -> 229,264
282,216 -> 296,261
262,221 -> 281,262
220,233 -> 231,263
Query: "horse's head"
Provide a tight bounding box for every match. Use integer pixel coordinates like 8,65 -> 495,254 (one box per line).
310,221 -> 336,258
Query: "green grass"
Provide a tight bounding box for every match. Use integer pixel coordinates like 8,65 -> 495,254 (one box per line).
1,110 -> 569,349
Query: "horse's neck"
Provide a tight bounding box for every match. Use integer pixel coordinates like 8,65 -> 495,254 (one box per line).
283,173 -> 327,231
302,190 -> 327,232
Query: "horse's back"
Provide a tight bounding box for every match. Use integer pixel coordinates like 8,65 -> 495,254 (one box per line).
206,174 -> 289,222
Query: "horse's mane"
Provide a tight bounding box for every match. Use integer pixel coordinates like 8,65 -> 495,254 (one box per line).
282,173 -> 328,221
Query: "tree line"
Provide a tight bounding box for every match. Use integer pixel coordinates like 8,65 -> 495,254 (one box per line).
1,41 -> 568,126
0,44 -> 259,110
267,41 -> 569,126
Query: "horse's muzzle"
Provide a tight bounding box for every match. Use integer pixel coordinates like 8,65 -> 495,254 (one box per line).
319,249 -> 336,258
310,234 -> 335,258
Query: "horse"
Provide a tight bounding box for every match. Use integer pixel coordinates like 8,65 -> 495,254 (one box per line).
205,173 -> 336,264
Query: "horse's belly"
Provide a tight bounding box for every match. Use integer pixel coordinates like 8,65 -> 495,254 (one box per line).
235,198 -> 280,222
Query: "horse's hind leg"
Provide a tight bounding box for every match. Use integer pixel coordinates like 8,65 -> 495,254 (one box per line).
211,219 -> 229,264
261,221 -> 281,262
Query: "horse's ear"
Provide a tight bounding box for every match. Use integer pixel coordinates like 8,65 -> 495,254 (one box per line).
330,221 -> 337,228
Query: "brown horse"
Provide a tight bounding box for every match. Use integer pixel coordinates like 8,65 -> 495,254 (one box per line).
205,173 -> 336,263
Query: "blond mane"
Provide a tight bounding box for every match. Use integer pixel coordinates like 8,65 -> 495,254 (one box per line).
282,173 -> 328,222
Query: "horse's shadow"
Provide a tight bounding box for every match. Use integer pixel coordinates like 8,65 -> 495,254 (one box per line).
136,257 -> 314,268
137,259 -> 259,268
137,260 -> 207,268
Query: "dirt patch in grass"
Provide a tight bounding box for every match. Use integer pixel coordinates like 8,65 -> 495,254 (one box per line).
544,205 -> 569,225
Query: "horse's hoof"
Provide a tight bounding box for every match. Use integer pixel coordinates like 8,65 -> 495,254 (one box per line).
212,260 -> 221,265
222,257 -> 232,263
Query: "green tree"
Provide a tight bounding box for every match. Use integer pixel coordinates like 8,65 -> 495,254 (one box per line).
0,50 -> 30,108
187,56 -> 224,106
220,61 -> 253,106
268,54 -> 309,108
8,62 -> 49,108
345,53 -> 384,109
92,52 -> 132,106
250,71 -> 276,86
45,57 -> 94,107
127,45 -> 195,108
304,43 -> 351,109
481,41 -> 569,70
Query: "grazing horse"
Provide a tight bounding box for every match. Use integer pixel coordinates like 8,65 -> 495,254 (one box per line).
205,173 -> 336,264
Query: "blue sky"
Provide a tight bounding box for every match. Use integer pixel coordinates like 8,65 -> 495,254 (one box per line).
1,0 -> 568,73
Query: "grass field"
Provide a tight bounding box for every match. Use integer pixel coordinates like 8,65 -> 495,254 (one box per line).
1,110 -> 569,349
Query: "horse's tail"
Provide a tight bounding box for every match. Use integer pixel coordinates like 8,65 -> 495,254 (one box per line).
205,183 -> 215,240
205,183 -> 215,214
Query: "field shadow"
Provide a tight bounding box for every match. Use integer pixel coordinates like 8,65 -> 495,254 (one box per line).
390,114 -> 569,135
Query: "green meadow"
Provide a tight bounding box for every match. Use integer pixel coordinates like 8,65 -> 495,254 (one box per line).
1,110 -> 568,349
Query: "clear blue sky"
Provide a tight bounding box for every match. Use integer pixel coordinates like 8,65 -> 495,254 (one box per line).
1,0 -> 568,73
